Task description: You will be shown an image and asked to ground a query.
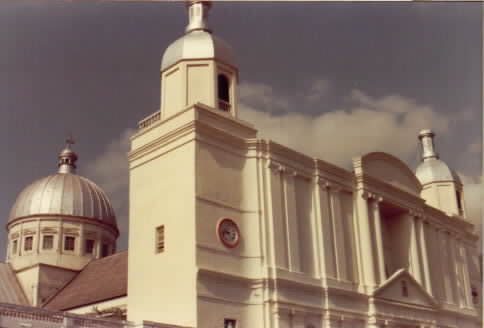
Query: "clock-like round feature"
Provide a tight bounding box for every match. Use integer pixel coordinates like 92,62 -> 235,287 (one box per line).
216,218 -> 240,248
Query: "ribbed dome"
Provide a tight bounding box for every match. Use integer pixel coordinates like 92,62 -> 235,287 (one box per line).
8,173 -> 117,229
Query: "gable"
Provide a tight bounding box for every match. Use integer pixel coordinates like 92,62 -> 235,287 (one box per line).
360,152 -> 422,196
374,269 -> 436,308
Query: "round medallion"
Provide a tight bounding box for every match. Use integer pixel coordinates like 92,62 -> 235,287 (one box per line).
216,218 -> 240,248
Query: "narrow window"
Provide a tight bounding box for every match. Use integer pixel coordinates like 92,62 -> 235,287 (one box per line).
101,243 -> 109,257
12,240 -> 18,255
224,319 -> 237,328
42,235 -> 54,250
401,280 -> 408,297
64,236 -> 75,251
217,74 -> 230,111
24,236 -> 33,251
156,225 -> 165,253
85,239 -> 95,255
456,190 -> 463,215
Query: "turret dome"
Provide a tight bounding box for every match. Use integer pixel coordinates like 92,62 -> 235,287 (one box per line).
160,0 -> 236,71
415,129 -> 461,186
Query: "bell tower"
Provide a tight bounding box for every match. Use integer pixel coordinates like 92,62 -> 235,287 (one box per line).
127,1 -> 256,326
160,0 -> 238,119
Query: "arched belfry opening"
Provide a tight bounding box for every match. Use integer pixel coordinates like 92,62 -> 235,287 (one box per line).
218,73 -> 230,111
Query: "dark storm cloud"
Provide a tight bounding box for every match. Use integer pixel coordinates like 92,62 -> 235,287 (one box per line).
0,1 -> 481,255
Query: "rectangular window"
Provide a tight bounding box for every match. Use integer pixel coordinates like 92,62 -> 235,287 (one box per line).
12,240 -> 18,255
156,225 -> 165,253
24,236 -> 33,251
64,236 -> 75,251
101,243 -> 109,257
85,239 -> 95,255
42,235 -> 54,250
224,319 -> 237,328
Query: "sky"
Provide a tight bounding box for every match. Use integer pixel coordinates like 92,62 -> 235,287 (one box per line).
0,1 -> 482,256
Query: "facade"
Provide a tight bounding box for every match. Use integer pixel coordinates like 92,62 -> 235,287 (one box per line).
0,1 -> 482,328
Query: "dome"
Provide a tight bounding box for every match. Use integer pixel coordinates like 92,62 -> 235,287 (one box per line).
161,31 -> 236,71
160,1 -> 236,71
8,141 -> 118,231
416,158 -> 462,186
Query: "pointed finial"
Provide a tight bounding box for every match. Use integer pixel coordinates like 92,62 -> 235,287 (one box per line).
58,136 -> 78,174
185,0 -> 212,34
418,129 -> 439,161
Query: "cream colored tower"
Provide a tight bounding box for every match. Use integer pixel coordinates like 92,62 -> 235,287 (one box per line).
6,141 -> 118,306
415,129 -> 466,218
127,1 -> 256,326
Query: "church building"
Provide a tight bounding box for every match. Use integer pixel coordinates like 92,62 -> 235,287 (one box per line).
0,1 -> 482,328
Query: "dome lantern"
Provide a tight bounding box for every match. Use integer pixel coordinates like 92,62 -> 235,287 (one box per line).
57,136 -> 78,174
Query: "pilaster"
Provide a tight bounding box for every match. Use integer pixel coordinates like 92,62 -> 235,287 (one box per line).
356,190 -> 377,292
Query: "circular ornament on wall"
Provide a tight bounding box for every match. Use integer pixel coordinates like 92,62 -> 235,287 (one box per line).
216,218 -> 240,248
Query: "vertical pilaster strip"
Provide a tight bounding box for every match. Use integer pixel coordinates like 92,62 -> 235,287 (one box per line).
418,219 -> 433,296
316,179 -> 337,280
330,186 -> 347,281
449,233 -> 461,305
460,241 -> 473,308
409,213 -> 423,285
371,197 -> 386,284
356,190 -> 377,291
284,169 -> 301,273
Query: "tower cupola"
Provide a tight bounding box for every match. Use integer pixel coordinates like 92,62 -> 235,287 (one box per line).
415,129 -> 465,218
159,0 -> 238,119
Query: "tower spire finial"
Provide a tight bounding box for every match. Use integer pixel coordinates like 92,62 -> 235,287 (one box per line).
58,135 -> 78,174
418,129 -> 439,161
185,0 -> 212,34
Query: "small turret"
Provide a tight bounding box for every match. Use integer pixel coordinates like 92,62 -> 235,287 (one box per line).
415,129 -> 465,217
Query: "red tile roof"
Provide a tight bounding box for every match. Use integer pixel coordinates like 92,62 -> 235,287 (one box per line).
0,263 -> 29,305
43,251 -> 127,311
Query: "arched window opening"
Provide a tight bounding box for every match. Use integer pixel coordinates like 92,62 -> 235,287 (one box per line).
218,74 -> 230,111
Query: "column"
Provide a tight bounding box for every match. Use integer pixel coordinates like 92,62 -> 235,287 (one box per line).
418,219 -> 433,296
370,196 -> 386,284
409,212 -> 423,285
356,190 -> 377,291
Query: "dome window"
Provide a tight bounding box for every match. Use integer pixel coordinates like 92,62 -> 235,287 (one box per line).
64,236 -> 75,251
218,74 -> 230,112
42,235 -> 54,250
24,236 -> 33,251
